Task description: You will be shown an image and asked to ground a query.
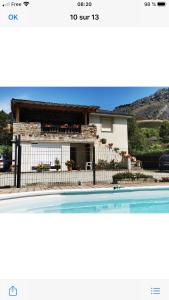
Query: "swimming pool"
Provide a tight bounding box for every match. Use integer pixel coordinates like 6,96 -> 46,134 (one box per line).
1,186 -> 169,213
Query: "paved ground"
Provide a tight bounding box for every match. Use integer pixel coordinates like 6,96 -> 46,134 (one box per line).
1,169 -> 169,195
1,181 -> 169,195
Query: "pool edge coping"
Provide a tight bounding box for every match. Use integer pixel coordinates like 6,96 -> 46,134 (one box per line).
1,185 -> 169,202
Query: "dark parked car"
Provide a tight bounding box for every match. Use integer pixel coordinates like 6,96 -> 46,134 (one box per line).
159,154 -> 169,171
0,154 -> 12,172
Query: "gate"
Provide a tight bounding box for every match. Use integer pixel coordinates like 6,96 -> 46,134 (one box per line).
0,135 -> 21,189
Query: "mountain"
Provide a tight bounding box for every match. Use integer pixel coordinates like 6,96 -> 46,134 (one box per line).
113,88 -> 169,120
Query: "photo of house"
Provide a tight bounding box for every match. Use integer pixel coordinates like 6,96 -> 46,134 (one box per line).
1,87 -> 169,213
11,99 -> 130,172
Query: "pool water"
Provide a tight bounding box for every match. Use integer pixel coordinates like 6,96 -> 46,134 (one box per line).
1,187 -> 169,213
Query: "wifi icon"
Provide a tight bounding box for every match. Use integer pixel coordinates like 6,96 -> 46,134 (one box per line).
23,1 -> 30,6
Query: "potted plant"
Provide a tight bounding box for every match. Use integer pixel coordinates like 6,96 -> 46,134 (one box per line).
10,164 -> 15,172
114,147 -> 120,152
136,160 -> 142,167
121,151 -> 127,157
36,163 -> 44,172
55,158 -> 61,171
101,138 -> 107,144
65,160 -> 75,171
76,164 -> 81,171
108,143 -> 113,150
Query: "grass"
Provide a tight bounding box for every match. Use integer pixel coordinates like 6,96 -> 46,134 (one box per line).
137,120 -> 163,129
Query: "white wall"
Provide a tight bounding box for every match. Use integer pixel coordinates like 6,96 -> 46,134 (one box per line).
89,115 -> 128,152
89,115 -> 128,163
61,144 -> 70,171
20,142 -> 70,172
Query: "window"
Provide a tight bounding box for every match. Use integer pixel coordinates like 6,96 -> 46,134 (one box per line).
101,118 -> 112,132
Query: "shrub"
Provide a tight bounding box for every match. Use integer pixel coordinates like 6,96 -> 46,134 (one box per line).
132,149 -> 169,169
97,159 -> 109,170
96,160 -> 127,170
159,121 -> 169,143
161,177 -> 169,182
112,172 -> 153,183
114,161 -> 127,170
113,172 -> 135,182
134,173 -> 153,179
0,145 -> 12,159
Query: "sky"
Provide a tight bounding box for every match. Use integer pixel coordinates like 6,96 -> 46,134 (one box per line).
0,87 -> 166,113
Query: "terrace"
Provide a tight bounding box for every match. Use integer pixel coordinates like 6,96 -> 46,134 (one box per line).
41,123 -> 81,134
13,122 -> 97,142
11,99 -> 98,142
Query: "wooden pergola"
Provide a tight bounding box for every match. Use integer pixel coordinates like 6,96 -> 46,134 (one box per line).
11,99 -> 99,125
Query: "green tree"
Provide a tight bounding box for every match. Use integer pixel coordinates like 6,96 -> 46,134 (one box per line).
159,121 -> 169,143
128,118 -> 147,153
0,110 -> 12,145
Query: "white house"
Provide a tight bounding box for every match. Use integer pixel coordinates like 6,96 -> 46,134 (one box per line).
11,99 -> 131,172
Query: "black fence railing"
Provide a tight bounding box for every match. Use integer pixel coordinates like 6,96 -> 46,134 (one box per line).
1,136 -> 169,189
0,135 -> 21,189
41,125 -> 81,134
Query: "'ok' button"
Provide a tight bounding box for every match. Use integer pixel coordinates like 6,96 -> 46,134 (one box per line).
8,14 -> 19,21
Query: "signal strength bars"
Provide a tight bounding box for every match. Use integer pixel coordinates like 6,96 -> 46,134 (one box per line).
151,288 -> 161,295
2,1 -> 30,7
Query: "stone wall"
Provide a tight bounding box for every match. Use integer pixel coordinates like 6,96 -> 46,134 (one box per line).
13,122 -> 41,136
81,125 -> 97,137
13,123 -> 97,143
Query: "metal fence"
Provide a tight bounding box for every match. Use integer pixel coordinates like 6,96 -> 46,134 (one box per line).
0,136 -> 130,188
1,136 -> 169,188
0,135 -> 21,188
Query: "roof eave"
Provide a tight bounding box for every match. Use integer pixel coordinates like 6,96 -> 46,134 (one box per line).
90,112 -> 133,119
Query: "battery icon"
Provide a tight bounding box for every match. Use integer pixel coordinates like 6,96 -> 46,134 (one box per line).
157,2 -> 166,5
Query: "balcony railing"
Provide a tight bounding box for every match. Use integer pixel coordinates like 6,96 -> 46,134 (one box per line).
41,124 -> 81,134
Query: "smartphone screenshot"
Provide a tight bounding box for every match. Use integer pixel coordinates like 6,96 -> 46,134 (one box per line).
0,0 -> 169,26
0,0 -> 169,298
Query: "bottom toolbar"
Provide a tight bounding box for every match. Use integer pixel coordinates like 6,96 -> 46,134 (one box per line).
0,279 -> 169,300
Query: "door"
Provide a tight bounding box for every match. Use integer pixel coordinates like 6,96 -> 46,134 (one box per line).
70,147 -> 77,169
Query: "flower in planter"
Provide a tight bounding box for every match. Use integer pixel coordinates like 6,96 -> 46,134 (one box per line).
108,143 -> 113,150
121,151 -> 127,156
65,160 -> 75,171
161,177 -> 169,182
36,163 -> 44,172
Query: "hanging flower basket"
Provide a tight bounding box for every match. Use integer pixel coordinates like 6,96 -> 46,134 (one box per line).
101,138 -> 107,144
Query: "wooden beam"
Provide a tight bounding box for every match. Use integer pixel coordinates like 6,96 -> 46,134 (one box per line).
84,112 -> 88,125
16,106 -> 20,122
18,102 -> 97,113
